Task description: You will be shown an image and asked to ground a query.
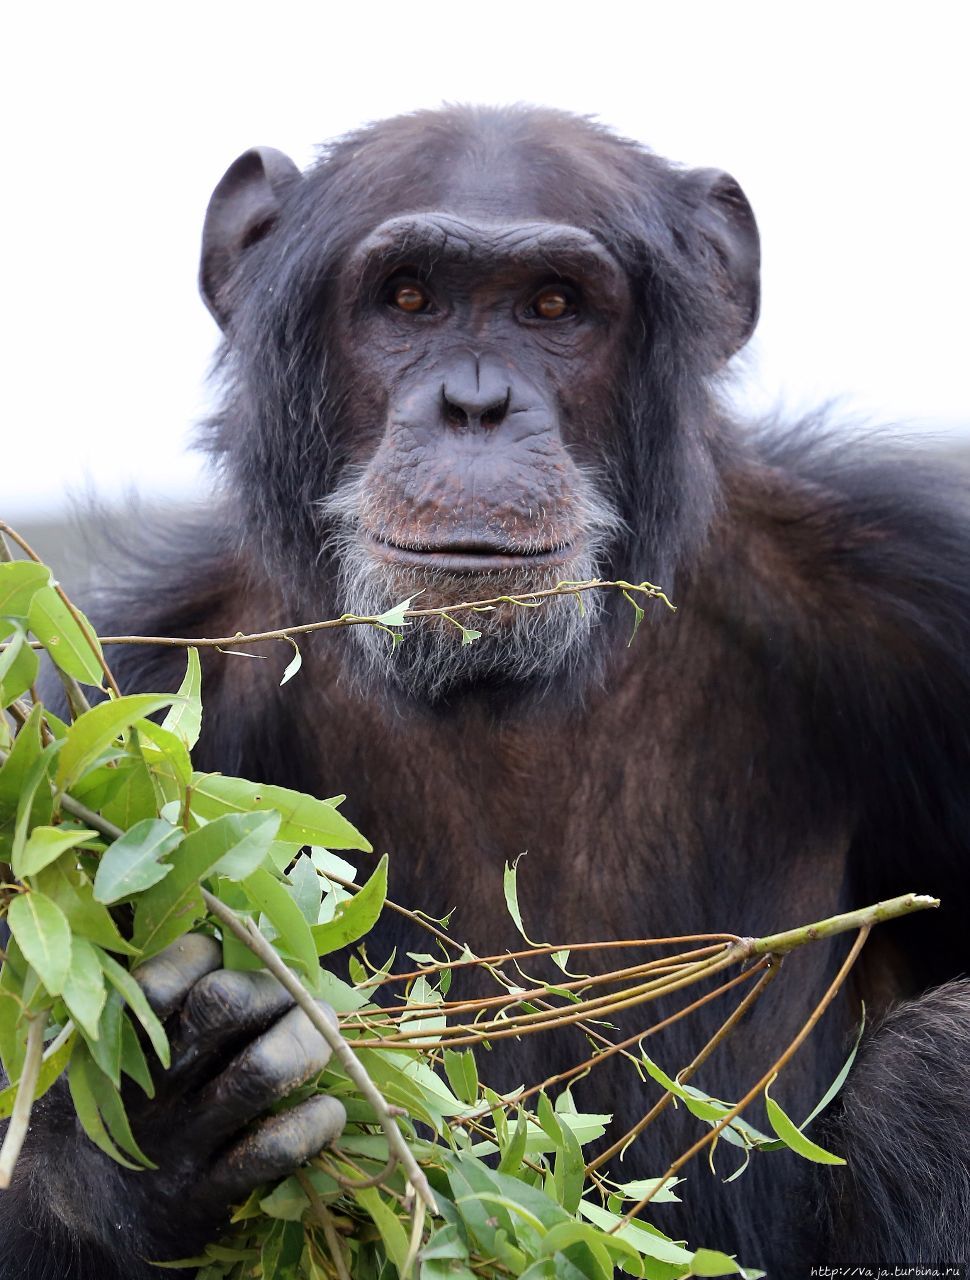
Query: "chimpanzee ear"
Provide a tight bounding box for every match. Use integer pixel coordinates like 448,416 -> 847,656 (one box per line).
200,147 -> 302,328
685,168 -> 761,359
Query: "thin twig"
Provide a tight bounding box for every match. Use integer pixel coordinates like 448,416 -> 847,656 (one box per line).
33,578 -> 673,650
329,1152 -> 399,1190
586,959 -> 780,1173
200,887 -> 438,1217
613,926 -> 871,1228
295,1170 -> 353,1280
0,1011 -> 49,1188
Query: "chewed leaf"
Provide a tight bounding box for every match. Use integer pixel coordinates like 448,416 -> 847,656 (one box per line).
460,627 -> 482,646
279,638 -> 302,687
374,593 -> 423,627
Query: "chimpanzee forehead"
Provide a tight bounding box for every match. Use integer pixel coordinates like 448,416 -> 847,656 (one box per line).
345,212 -> 625,286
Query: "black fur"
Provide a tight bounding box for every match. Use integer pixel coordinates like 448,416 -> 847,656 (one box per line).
3,107 -> 970,1277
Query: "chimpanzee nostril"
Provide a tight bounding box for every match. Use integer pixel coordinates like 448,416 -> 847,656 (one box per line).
441,378 -> 511,430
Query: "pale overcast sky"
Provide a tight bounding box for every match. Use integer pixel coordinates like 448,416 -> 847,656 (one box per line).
2,2 -> 967,520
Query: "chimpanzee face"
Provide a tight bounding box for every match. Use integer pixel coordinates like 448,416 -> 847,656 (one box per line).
317,205 -> 632,698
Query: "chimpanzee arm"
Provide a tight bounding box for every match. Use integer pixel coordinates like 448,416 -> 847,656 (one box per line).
0,936 -> 345,1279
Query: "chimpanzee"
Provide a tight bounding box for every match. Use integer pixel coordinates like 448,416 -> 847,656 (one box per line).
3,105 -> 970,1278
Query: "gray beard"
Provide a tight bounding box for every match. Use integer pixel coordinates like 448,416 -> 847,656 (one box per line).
318,476 -> 624,703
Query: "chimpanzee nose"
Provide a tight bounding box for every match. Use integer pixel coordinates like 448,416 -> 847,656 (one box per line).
441,361 -> 511,429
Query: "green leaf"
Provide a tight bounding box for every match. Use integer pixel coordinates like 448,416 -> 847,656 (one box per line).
99,951 -> 170,1068
374,593 -> 422,627
27,586 -> 104,686
57,694 -> 179,790
130,813 -> 279,959
120,1015 -> 155,1097
0,561 -> 51,618
14,823 -> 99,878
311,854 -> 388,956
241,867 -> 318,977
62,937 -> 108,1039
420,1223 -> 468,1261
188,773 -> 372,851
610,1177 -> 683,1205
83,987 -> 123,1085
799,1010 -> 866,1130
136,718 -> 193,790
10,741 -> 60,867
7,890 -> 72,995
67,1045 -> 141,1169
101,753 -> 158,829
0,628 -> 39,706
287,853 -> 322,924
579,1200 -> 694,1266
0,702 -> 44,814
80,1052 -> 157,1167
443,1048 -> 479,1106
260,1218 -> 303,1280
161,648 -> 202,748
353,1186 -> 411,1272
259,1177 -> 309,1222
0,1029 -> 75,1118
32,860 -> 138,955
538,1222 -> 643,1272
93,818 -> 183,903
503,855 -> 540,945
497,1106 -> 529,1175
205,811 -> 281,881
130,879 -> 204,960
764,1079 -> 846,1164
553,1107 -> 585,1215
639,1052 -> 768,1147
689,1248 -> 751,1276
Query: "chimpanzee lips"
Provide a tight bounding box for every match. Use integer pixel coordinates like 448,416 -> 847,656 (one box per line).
366,533 -> 577,573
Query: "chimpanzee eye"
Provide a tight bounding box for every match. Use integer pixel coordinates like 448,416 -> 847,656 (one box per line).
529,284 -> 578,321
389,281 -> 432,314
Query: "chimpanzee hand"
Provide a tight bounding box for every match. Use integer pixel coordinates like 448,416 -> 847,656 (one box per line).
0,935 -> 345,1280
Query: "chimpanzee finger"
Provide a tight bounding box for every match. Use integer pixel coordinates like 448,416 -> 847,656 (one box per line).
191,1002 -> 337,1147
208,1095 -> 347,1203
132,935 -> 223,1019
167,969 -> 296,1087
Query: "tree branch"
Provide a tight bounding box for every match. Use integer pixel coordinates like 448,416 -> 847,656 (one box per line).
0,1011 -> 49,1188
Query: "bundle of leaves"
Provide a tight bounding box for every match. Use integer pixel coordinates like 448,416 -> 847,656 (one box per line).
0,542 -> 936,1279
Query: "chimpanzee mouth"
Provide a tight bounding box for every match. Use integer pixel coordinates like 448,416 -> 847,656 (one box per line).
366,534 -> 577,573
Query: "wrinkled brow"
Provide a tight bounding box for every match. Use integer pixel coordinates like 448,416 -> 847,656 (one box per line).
345,212 -> 627,291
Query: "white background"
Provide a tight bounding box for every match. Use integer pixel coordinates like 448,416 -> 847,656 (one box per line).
2,2 -> 968,520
